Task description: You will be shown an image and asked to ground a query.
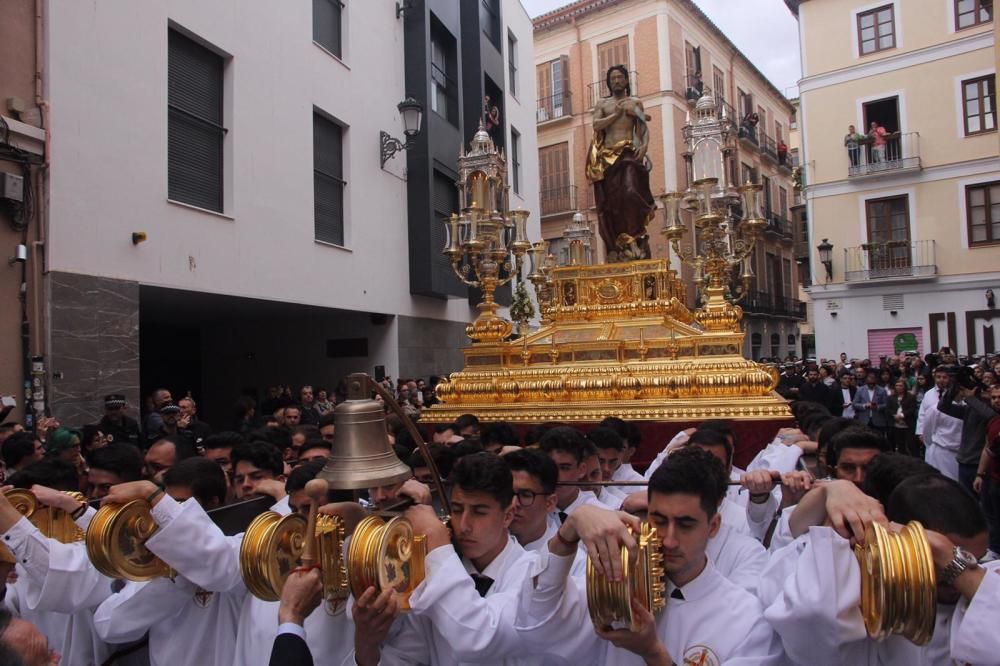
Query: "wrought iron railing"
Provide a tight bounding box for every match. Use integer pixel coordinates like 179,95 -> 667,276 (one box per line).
844,239 -> 936,281
744,290 -> 806,318
846,131 -> 921,177
540,185 -> 577,216
536,91 -> 572,123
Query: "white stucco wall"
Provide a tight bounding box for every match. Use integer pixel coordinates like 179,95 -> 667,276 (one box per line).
45,0 -> 537,324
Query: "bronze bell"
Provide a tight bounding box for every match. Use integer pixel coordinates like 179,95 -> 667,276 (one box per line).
318,373 -> 413,490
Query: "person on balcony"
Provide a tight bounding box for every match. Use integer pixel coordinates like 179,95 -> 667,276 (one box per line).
868,121 -> 888,163
777,140 -> 788,165
843,125 -> 863,167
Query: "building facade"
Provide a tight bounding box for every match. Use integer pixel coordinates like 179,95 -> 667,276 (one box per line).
789,0 -> 999,361
0,0 -> 538,427
533,0 -> 803,361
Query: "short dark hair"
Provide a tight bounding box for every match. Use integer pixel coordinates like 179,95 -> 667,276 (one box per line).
816,417 -> 857,467
887,474 -> 986,538
284,404 -> 302,415
598,417 -> 628,441
523,424 -> 552,447
449,438 -> 485,462
450,452 -> 514,508
625,422 -> 642,449
482,422 -> 519,447
698,420 -> 734,442
539,426 -> 589,464
292,425 -> 321,440
149,434 -> 198,461
284,459 -> 354,503
8,458 -> 79,492
453,414 -> 481,433
406,444 -> 455,479
504,447 -> 557,494
648,446 -> 727,518
298,438 -> 332,458
434,423 -> 455,434
163,457 -> 227,507
318,412 -> 336,429
830,427 -> 888,464
231,441 -> 284,477
1,432 -> 37,469
88,444 -> 143,482
249,427 -> 292,453
587,426 -> 624,452
861,453 -> 939,506
688,428 -> 733,467
202,431 -> 244,452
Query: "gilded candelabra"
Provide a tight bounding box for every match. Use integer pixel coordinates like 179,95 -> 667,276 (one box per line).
660,178 -> 766,332
526,241 -> 557,325
443,126 -> 533,343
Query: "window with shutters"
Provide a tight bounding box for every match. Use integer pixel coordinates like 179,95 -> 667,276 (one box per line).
761,175 -> 773,214
507,32 -> 518,98
857,4 -> 895,56
537,56 -> 571,121
865,195 -> 909,244
783,258 -> 793,297
684,43 -> 701,77
597,36 -> 629,78
966,181 -> 1000,245
779,187 -> 788,218
738,89 -> 753,119
713,66 -> 725,102
312,0 -> 344,59
962,75 -> 996,135
168,29 -> 226,213
539,143 -> 571,215
510,127 -> 521,194
775,120 -> 783,144
741,162 -> 756,185
430,18 -> 459,126
956,0 -> 993,29
313,111 -> 346,246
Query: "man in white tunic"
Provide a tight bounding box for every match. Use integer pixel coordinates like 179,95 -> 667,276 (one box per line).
918,366 -> 963,480
516,447 -> 785,665
93,457 -> 243,666
0,479 -> 117,666
505,448 -> 559,553
760,474 -> 1000,665
351,452 -> 540,665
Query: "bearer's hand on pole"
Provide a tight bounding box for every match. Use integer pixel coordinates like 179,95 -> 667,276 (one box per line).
278,567 -> 322,626
560,505 -> 639,582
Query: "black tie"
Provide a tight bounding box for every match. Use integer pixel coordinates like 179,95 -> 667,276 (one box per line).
558,511 -> 568,524
471,573 -> 494,597
670,588 -> 684,601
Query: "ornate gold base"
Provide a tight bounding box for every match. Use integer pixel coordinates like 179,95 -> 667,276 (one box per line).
424,259 -> 789,424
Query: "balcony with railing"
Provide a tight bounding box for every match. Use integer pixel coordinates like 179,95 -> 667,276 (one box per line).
763,211 -> 793,240
844,239 -> 937,283
536,92 -> 573,124
744,290 -> 806,319
847,132 -> 921,178
587,70 -> 639,108
540,185 -> 577,217
760,132 -> 778,162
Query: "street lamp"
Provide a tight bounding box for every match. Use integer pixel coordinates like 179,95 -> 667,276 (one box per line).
380,98 -> 423,169
817,238 -> 833,282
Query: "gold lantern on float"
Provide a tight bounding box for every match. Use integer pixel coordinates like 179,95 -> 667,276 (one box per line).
86,500 -> 173,581
855,521 -> 937,645
586,522 -> 665,631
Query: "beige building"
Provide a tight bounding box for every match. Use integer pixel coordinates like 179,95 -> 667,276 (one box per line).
534,0 -> 804,361
789,0 -> 999,360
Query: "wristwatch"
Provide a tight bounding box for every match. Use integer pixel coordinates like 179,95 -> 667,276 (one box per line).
940,546 -> 979,585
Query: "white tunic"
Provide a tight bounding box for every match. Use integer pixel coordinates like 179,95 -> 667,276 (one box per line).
918,389 -> 963,480
372,536 -> 543,665
759,525 -> 1000,665
516,549 -> 785,665
94,575 -> 243,666
707,522 -> 769,596
2,511 -> 118,666
609,463 -> 646,497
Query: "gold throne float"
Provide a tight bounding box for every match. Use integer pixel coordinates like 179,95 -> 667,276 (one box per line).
424,96 -> 790,424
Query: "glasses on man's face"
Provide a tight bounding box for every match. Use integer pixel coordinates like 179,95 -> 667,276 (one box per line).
515,489 -> 539,507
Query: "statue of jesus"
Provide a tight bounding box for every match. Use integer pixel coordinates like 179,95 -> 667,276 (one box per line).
586,66 -> 657,262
